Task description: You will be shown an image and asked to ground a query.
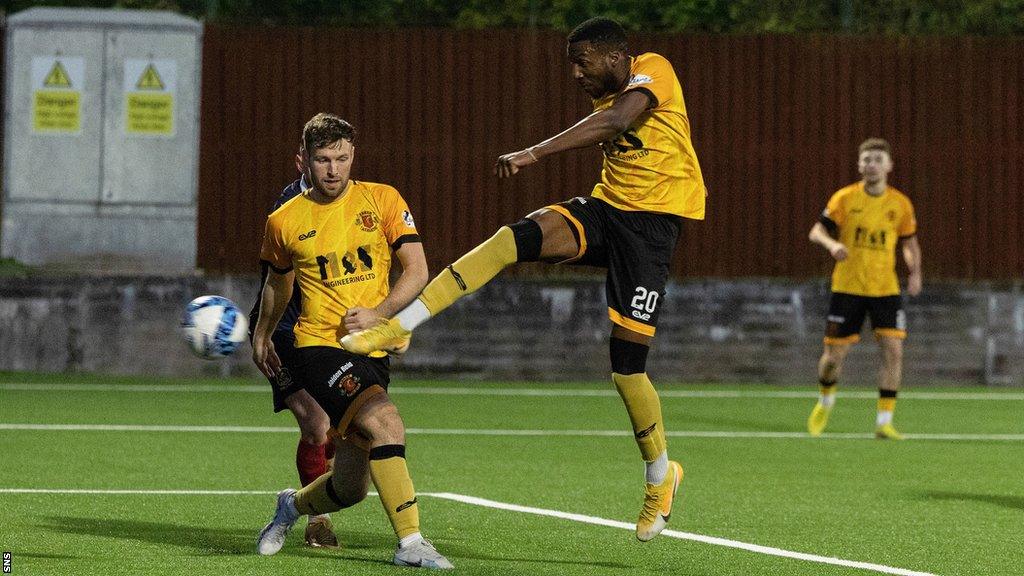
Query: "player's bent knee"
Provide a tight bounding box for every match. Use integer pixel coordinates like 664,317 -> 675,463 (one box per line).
508,218 -> 543,262
353,397 -> 406,445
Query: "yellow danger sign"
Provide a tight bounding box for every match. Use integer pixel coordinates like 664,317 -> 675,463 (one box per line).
126,93 -> 173,135
135,64 -> 165,91
34,91 -> 81,132
124,59 -> 176,136
43,62 -> 73,88
32,56 -> 84,134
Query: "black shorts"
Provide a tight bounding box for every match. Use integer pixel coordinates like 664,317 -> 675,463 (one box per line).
265,331 -> 305,412
548,196 -> 682,337
825,292 -> 907,344
291,346 -> 391,433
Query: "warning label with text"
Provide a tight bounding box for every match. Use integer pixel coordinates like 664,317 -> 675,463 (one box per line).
124,59 -> 177,136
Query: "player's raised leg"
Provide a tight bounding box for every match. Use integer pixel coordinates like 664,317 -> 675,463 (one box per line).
875,335 -> 904,439
808,342 -> 851,436
285,390 -> 340,547
342,210 -> 576,355
611,327 -> 683,542
257,436 -> 369,555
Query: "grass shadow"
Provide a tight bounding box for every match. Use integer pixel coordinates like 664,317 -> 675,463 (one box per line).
918,491 -> 1024,511
39,516 -> 392,559
38,516 -> 635,570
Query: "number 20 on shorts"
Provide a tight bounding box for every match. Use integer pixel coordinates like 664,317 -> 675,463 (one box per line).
630,286 -> 659,321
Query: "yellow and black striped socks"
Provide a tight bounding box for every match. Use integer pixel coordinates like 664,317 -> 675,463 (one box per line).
369,444 -> 420,539
418,227 -> 518,317
294,471 -> 345,516
819,378 -> 837,407
612,372 -> 668,463
877,389 -> 898,426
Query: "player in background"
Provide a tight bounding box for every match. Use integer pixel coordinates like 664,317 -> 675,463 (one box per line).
252,113 -> 452,569
343,17 -> 705,542
807,138 -> 922,440
248,151 -> 339,548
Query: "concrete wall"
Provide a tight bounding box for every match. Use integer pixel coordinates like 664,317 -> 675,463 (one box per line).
0,275 -> 1021,386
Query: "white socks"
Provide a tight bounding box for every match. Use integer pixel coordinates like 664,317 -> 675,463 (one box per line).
399,531 -> 423,549
646,451 -> 669,484
819,393 -> 836,408
876,410 -> 893,427
395,299 -> 431,332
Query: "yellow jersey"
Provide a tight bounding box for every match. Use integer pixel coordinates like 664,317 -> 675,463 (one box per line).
260,180 -> 420,350
823,183 -> 917,297
590,52 -> 706,220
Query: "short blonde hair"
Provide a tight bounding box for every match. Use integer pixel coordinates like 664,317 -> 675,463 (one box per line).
858,138 -> 892,157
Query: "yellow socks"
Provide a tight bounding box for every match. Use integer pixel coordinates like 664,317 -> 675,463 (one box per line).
818,379 -> 837,407
369,445 -> 420,539
419,227 -> 517,316
612,372 -> 667,461
294,471 -> 344,516
293,445 -> 420,540
877,390 -> 898,426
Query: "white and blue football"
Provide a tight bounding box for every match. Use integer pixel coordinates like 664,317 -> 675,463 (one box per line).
181,295 -> 249,360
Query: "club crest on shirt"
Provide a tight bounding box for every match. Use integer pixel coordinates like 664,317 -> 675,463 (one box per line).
356,211 -> 378,232
402,210 -> 415,228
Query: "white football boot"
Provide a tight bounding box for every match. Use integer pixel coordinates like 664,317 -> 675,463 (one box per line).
256,489 -> 300,555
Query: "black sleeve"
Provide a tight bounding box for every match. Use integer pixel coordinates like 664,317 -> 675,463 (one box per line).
819,213 -> 838,237
391,234 -> 422,251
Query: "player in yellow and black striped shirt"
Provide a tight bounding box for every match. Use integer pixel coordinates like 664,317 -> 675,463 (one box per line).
251,113 -> 453,569
807,138 -> 923,440
342,17 -> 703,542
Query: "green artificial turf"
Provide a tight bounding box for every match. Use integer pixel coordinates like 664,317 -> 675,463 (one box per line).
1,372 -> 1021,575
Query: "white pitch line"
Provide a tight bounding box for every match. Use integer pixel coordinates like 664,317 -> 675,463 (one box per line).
0,488 -> 278,495
2,382 -> 1022,401
430,492 -> 936,576
1,423 -> 1022,441
0,487 -> 935,575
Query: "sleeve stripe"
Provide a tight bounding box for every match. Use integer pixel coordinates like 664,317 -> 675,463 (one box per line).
391,234 -> 421,250
624,86 -> 658,109
260,259 -> 293,274
819,215 -> 838,236
898,233 -> 917,240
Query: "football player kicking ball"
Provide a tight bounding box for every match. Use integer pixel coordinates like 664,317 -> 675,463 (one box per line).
343,17 -> 706,542
252,113 -> 452,569
807,138 -> 922,440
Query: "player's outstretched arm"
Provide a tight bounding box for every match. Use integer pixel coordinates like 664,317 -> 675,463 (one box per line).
495,90 -> 650,178
809,222 -> 848,261
901,235 -> 922,296
252,269 -> 294,377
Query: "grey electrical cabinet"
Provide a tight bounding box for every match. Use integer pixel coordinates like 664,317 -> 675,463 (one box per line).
2,8 -> 202,272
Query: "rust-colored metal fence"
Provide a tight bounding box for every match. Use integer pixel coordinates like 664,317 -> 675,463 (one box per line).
198,28 -> 1023,279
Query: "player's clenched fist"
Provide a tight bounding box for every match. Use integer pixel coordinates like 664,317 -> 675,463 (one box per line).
494,148 -> 538,178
